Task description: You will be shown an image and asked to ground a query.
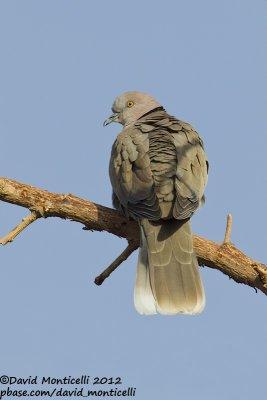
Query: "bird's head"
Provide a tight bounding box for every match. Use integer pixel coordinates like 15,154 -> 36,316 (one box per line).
103,91 -> 161,127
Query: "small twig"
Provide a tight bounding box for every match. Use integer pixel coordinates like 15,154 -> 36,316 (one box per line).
223,213 -> 233,244
94,241 -> 139,285
0,211 -> 39,245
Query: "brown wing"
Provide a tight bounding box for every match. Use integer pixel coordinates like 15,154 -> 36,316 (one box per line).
170,121 -> 208,219
109,126 -> 161,220
109,110 -> 208,221
137,111 -> 208,220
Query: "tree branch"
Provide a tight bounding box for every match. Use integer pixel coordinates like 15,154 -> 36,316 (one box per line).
94,240 -> 139,286
0,211 -> 39,245
0,176 -> 266,295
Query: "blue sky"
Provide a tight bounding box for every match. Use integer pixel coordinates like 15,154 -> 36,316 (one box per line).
0,1 -> 266,399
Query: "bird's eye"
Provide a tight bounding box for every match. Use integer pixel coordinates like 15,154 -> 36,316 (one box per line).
127,101 -> 134,108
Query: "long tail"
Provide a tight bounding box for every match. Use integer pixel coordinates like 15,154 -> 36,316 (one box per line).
134,219 -> 205,315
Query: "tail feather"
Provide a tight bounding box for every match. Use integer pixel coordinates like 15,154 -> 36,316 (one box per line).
134,228 -> 157,315
134,219 -> 205,315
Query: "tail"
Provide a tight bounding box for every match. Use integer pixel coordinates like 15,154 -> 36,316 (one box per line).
134,219 -> 205,315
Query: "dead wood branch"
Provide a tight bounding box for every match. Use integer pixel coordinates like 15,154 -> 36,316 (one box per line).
223,213 -> 233,244
94,240 -> 139,285
0,211 -> 39,245
0,176 -> 266,295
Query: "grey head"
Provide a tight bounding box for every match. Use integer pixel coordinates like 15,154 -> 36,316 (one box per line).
104,91 -> 162,127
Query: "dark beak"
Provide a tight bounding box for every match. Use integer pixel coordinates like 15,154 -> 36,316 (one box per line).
103,113 -> 119,126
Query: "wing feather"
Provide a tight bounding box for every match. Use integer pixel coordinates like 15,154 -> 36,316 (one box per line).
109,111 -> 208,221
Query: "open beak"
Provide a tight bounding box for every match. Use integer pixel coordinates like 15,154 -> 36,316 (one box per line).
103,113 -> 119,126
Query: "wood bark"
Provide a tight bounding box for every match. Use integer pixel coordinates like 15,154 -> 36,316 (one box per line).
0,177 -> 266,295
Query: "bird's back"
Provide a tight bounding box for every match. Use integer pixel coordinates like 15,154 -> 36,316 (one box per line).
110,108 -> 208,222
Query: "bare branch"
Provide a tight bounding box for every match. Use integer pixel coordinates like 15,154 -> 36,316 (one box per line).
223,213 -> 233,244
0,176 -> 266,296
94,240 -> 139,285
0,211 -> 39,245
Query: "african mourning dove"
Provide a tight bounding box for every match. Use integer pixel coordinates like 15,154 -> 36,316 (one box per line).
104,92 -> 208,315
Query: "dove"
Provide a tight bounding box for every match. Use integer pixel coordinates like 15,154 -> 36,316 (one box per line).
104,91 -> 208,315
